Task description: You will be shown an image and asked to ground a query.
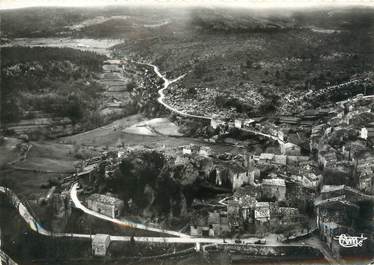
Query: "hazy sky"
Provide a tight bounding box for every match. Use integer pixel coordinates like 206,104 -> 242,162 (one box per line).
1,0 -> 374,9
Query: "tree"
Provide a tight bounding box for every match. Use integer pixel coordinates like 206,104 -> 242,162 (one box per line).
275,70 -> 280,79
64,94 -> 84,123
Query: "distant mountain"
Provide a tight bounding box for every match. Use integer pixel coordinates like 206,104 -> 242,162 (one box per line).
190,9 -> 295,32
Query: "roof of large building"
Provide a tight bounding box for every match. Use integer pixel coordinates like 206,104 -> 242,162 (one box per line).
255,202 -> 270,219
315,195 -> 359,209
256,201 -> 270,208
259,153 -> 275,160
87,193 -> 124,206
238,195 -> 257,208
321,185 -> 345,193
262,178 -> 286,187
277,207 -> 299,217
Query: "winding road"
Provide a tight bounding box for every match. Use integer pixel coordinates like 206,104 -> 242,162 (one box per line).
0,185 -> 304,246
139,61 -> 285,144
70,183 -> 190,238
140,62 -> 211,120
143,59 -> 371,148
3,39 -> 370,265
0,186 -> 90,239
0,185 -> 311,246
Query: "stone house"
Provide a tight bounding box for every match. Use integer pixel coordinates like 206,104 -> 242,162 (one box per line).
190,225 -> 200,236
227,200 -> 240,231
286,155 -> 310,166
323,161 -> 354,186
291,173 -> 322,189
280,142 -> 301,156
278,116 -> 300,125
182,144 -> 200,155
190,226 -> 214,237
318,221 -> 369,259
238,195 -> 257,223
361,126 -> 374,142
315,195 -> 359,228
199,146 -> 212,157
261,178 -> 286,201
207,211 -> 230,236
234,119 -> 243,128
254,202 -> 270,232
320,185 -> 346,200
86,193 -> 124,218
318,150 -> 338,169
174,155 -> 190,166
274,155 -> 287,166
210,118 -> 225,129
182,146 -> 192,155
232,171 -> 252,190
92,234 -> 111,256
310,124 -> 325,151
243,119 -> 255,127
357,162 -> 374,194
258,153 -> 275,165
271,207 -> 302,226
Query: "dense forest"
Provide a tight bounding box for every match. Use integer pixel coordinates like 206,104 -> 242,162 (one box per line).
1,47 -> 106,127
1,46 -> 105,71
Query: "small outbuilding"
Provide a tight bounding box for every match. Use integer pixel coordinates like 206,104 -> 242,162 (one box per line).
92,234 -> 111,256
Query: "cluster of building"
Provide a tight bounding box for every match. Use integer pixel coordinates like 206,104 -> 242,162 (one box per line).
315,184 -> 373,258
71,92 -> 374,259
190,180 -> 308,238
75,150 -> 127,183
188,150 -> 314,238
72,150 -> 128,219
310,94 -> 374,258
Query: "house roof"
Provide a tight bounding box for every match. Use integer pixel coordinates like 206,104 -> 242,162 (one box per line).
256,201 -> 270,208
321,185 -> 345,193
277,207 -> 299,216
92,234 -> 110,244
260,153 -> 274,160
322,222 -> 339,230
234,186 -> 257,198
262,178 -> 286,187
227,200 -> 240,207
315,196 -> 359,209
87,193 -> 124,206
279,116 -> 301,122
322,152 -> 338,162
284,142 -> 300,148
208,212 -> 220,224
255,202 -> 270,219
238,195 -> 256,208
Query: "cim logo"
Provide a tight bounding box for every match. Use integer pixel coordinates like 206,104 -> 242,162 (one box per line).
334,234 -> 367,248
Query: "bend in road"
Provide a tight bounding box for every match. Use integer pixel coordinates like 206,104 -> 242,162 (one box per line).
0,186 -> 90,239
1,184 -> 336,264
70,183 -> 190,238
139,61 -> 285,144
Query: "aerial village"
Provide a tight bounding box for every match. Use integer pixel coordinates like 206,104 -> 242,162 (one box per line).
39,88 -> 374,260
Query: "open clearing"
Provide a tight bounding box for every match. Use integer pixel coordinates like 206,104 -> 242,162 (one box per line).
2,38 -> 123,56
123,117 -> 183,137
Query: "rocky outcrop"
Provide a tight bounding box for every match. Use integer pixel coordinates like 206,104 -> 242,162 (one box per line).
101,150 -> 224,219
